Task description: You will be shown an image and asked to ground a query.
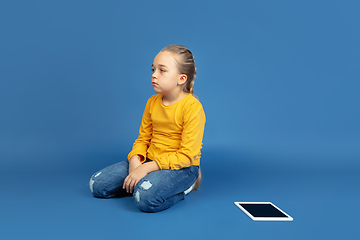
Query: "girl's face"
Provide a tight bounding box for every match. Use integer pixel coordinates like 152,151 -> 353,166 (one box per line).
151,51 -> 187,95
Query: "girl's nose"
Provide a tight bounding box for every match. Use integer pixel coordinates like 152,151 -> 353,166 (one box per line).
152,68 -> 159,77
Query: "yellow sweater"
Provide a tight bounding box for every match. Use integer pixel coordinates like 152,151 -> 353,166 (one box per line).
127,93 -> 206,170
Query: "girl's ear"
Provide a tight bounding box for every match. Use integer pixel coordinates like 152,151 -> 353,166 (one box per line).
180,74 -> 187,84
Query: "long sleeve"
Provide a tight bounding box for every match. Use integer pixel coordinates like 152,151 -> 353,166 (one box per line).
153,101 -> 206,170
127,96 -> 154,164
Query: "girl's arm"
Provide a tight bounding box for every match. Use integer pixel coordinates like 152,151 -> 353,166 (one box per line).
129,154 -> 142,173
140,160 -> 161,174
127,96 -> 154,163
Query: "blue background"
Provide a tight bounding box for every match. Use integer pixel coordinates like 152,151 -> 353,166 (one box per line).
0,0 -> 359,239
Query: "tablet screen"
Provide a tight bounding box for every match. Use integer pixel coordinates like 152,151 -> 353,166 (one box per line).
239,203 -> 287,217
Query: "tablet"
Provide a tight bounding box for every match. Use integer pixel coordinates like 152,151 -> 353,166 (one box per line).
234,202 -> 293,221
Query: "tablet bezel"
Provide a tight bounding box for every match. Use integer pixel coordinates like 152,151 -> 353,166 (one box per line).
234,202 -> 293,221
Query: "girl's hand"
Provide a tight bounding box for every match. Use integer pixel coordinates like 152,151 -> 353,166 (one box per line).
123,165 -> 149,194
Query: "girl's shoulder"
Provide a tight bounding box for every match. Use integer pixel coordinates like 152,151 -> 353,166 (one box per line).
182,94 -> 205,115
146,93 -> 160,102
185,93 -> 203,107
148,93 -> 161,104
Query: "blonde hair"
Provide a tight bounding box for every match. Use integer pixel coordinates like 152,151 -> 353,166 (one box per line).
160,44 -> 202,191
160,44 -> 199,101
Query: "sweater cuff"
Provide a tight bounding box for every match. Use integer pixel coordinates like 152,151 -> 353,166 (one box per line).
153,159 -> 165,170
128,152 -> 147,163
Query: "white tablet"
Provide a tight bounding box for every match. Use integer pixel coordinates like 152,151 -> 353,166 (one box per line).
234,202 -> 293,221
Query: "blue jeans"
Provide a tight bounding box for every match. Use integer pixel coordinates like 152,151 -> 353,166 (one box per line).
89,157 -> 200,212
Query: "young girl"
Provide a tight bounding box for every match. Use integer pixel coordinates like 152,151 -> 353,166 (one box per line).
89,44 -> 206,213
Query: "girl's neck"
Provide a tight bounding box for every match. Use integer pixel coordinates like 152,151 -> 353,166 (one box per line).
162,91 -> 189,105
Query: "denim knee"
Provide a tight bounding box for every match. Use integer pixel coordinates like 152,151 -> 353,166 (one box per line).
89,172 -> 111,198
132,180 -> 159,212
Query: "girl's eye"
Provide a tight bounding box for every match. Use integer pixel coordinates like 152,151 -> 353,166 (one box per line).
151,68 -> 165,72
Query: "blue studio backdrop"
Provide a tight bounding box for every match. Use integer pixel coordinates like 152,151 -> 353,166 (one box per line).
0,1 -> 359,240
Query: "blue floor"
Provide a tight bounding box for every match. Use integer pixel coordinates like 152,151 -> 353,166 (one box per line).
1,144 -> 358,240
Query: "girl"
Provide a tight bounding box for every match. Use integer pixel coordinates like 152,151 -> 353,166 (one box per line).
89,44 -> 206,213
